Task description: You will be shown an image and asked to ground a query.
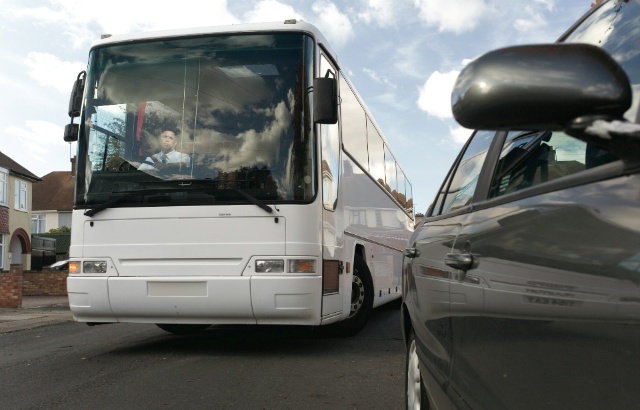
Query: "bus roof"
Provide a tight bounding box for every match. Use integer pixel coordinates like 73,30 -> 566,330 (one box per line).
90,20 -> 337,64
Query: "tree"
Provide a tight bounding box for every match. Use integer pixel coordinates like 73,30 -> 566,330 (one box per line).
48,226 -> 71,233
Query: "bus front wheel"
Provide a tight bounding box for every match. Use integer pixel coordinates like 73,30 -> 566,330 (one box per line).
156,324 -> 210,335
335,254 -> 374,336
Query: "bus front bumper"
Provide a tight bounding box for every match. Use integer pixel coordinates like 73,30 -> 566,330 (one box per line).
67,276 -> 323,326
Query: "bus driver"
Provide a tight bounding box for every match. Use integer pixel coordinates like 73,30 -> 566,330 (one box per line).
138,130 -> 191,171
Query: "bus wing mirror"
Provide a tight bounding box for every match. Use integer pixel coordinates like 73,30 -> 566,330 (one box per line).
64,123 -> 79,142
63,71 -> 86,143
313,77 -> 338,124
68,71 -> 87,118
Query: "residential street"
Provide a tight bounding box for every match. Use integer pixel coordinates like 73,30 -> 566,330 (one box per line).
0,302 -> 405,410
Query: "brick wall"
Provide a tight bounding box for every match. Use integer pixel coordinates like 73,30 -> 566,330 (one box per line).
0,208 -> 8,234
22,267 -> 69,296
0,265 -> 23,308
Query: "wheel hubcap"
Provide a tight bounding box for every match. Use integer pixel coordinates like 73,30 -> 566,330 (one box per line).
407,339 -> 421,410
349,274 -> 365,318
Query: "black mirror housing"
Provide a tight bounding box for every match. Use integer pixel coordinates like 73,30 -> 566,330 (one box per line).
64,123 -> 79,142
451,44 -> 632,131
68,72 -> 86,118
313,77 -> 338,124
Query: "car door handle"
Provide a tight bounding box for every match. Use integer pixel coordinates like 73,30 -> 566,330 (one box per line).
404,248 -> 420,258
445,253 -> 474,271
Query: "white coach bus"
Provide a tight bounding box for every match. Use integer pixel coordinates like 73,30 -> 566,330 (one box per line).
64,20 -> 414,334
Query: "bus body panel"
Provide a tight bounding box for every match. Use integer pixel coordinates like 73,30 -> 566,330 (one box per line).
108,276 -> 255,324
83,216 -> 285,276
67,277 -> 117,322
68,275 -> 323,325
341,155 -> 409,307
252,276 -> 322,325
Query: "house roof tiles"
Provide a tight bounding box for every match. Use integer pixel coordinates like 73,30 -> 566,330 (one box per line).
0,151 -> 40,181
32,171 -> 75,212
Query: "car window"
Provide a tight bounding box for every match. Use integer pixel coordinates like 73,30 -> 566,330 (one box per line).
440,130 -> 495,215
489,130 -> 619,198
430,171 -> 452,217
564,0 -> 640,122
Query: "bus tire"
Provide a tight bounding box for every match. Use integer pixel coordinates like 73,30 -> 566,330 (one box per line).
335,254 -> 374,336
156,324 -> 210,335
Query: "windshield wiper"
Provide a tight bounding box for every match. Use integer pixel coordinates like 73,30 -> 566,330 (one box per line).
234,188 -> 273,214
83,188 -> 209,217
84,186 -> 273,217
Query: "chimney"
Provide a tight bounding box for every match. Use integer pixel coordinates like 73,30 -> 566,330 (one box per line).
71,156 -> 76,176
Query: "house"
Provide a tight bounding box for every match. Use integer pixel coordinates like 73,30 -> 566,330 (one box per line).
0,151 -> 41,271
31,157 -> 76,234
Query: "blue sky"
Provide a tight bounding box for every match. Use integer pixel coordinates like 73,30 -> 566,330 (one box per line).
0,0 -> 592,214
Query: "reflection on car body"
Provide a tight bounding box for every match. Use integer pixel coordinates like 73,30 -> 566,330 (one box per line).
403,1 -> 640,409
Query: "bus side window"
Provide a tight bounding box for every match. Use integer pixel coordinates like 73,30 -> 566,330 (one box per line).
405,178 -> 413,218
320,55 -> 340,211
384,145 -> 397,196
340,74 -> 369,170
396,166 -> 406,207
366,116 -> 385,185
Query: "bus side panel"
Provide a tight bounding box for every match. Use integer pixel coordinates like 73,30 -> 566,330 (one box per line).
341,155 -> 410,307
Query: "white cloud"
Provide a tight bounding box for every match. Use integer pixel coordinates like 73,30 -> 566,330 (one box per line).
449,125 -> 473,144
10,0 -> 356,50
358,0 -> 396,27
363,67 -> 397,88
514,5 -> 548,32
244,0 -> 303,23
25,52 -> 86,93
414,0 -> 487,34
417,70 -> 460,119
311,1 -> 354,47
9,0 -> 239,48
533,0 -> 555,12
372,92 -> 409,110
461,58 -> 472,66
6,121 -> 68,160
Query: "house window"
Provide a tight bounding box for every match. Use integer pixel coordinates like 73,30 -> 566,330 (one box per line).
58,212 -> 72,230
15,179 -> 27,211
0,235 -> 4,270
32,214 -> 46,233
0,167 -> 7,207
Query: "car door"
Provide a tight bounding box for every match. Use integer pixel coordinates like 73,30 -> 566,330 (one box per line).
448,129 -> 640,410
405,130 -> 496,406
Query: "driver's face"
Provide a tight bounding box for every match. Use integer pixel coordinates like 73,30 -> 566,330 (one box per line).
160,131 -> 177,153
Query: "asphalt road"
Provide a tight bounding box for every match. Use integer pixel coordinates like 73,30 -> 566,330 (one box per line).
0,303 -> 406,410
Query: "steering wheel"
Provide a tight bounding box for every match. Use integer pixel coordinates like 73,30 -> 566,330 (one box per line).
118,161 -> 134,171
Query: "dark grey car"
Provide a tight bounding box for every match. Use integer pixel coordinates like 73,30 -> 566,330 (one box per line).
402,1 -> 640,409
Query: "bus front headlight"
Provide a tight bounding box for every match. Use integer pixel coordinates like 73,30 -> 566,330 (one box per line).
255,260 -> 284,273
83,261 -> 108,273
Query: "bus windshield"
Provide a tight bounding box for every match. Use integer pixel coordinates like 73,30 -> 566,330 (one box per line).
76,33 -> 315,208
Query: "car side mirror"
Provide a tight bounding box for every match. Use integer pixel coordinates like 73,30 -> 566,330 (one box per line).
314,74 -> 338,125
451,44 -> 632,131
